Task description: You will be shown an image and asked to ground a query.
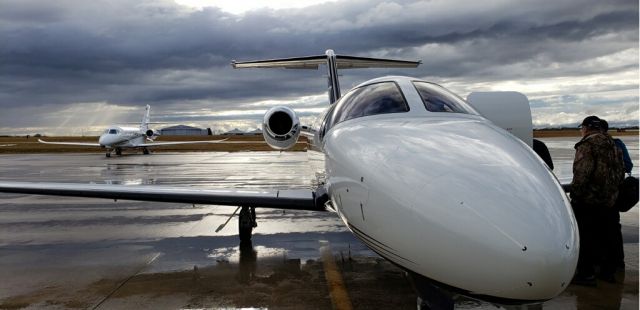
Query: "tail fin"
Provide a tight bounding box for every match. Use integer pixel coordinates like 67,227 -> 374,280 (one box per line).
232,49 -> 420,104
140,105 -> 151,131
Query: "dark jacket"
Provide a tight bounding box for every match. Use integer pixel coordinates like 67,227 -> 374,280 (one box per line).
571,132 -> 625,208
613,138 -> 633,173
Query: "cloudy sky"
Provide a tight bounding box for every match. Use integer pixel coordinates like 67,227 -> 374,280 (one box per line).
0,0 -> 638,135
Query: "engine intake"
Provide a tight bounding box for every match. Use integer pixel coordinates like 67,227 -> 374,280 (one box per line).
262,106 -> 300,150
145,129 -> 159,140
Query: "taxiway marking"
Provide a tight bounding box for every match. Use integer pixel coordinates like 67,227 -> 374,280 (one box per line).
320,240 -> 353,310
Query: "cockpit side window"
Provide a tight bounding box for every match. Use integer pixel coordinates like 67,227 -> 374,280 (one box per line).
108,129 -> 118,134
413,81 -> 479,114
318,104 -> 337,142
330,82 -> 408,127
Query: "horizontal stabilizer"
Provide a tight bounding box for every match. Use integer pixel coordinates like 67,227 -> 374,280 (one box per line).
232,49 -> 420,104
232,55 -> 421,70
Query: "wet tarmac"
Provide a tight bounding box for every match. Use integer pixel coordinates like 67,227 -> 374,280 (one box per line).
0,136 -> 638,309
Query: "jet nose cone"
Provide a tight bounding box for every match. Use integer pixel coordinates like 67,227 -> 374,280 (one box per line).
330,117 -> 579,301
406,121 -> 579,300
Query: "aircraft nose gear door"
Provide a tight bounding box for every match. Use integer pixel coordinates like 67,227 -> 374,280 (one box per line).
239,206 -> 257,242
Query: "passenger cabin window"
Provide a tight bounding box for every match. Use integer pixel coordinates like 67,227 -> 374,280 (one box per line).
108,129 -> 118,134
330,82 -> 408,127
413,82 -> 478,114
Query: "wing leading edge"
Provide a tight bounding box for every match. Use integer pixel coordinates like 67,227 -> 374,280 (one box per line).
38,139 -> 101,147
0,181 -> 327,212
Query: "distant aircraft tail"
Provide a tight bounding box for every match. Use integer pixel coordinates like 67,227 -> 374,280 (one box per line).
232,49 -> 421,104
140,105 -> 151,131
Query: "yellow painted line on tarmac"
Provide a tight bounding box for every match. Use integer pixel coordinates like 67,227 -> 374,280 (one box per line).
320,241 -> 354,310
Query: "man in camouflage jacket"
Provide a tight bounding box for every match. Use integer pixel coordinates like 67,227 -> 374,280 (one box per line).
570,116 -> 625,285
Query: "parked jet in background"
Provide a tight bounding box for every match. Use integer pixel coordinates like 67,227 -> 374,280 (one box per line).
38,105 -> 226,157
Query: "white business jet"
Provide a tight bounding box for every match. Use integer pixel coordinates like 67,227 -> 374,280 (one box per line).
38,105 -> 225,157
0,50 -> 577,309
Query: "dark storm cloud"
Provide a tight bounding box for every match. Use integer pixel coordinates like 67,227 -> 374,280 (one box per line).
0,0 -> 637,132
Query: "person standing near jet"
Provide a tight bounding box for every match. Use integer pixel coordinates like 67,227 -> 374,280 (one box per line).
570,116 -> 625,285
601,119 -> 633,173
600,119 -> 633,272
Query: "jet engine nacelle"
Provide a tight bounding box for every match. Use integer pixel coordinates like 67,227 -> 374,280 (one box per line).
262,106 -> 300,150
145,129 -> 160,139
144,129 -> 160,141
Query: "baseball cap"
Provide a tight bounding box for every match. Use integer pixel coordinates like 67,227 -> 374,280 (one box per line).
579,115 -> 601,129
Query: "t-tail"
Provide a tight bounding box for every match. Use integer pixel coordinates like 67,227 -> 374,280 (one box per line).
232,49 -> 421,104
140,104 -> 151,131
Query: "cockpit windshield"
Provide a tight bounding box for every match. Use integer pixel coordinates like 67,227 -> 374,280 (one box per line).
413,82 -> 479,115
108,129 -> 118,134
329,82 -> 408,127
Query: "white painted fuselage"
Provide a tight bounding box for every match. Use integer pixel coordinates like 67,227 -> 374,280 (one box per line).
317,77 -> 578,302
98,126 -> 147,148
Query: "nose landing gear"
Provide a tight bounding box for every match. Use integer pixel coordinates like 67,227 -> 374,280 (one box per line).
215,206 -> 258,242
239,206 -> 257,242
409,272 -> 454,310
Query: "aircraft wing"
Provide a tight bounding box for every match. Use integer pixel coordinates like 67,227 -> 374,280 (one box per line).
38,139 -> 101,147
232,55 -> 421,70
0,181 -> 326,211
137,138 -> 229,147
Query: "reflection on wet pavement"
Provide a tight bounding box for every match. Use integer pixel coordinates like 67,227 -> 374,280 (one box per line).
0,139 -> 638,309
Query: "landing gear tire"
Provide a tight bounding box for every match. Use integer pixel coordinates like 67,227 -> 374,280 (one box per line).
408,272 -> 454,310
142,147 -> 150,155
239,206 -> 256,242
106,152 -> 111,158
115,148 -> 122,156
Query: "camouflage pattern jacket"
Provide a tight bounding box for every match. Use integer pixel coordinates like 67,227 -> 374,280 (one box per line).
570,132 -> 625,208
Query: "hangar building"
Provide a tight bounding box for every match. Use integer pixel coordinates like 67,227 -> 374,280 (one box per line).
160,125 -> 208,136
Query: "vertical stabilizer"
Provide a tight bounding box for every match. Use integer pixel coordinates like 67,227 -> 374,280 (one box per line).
325,49 -> 341,104
140,105 -> 151,131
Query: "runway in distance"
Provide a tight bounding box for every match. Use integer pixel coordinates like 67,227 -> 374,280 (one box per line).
38,104 -> 226,157
0,50 -> 578,309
